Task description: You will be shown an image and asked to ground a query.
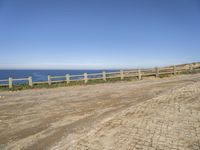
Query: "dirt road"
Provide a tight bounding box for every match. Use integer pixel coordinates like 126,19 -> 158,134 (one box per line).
0,74 -> 200,150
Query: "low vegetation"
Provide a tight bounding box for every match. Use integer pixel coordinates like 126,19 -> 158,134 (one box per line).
1,67 -> 200,91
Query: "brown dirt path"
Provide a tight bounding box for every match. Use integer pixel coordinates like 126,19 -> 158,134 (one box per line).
0,74 -> 200,150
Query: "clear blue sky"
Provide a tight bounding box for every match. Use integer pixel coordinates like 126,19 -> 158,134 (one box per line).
0,0 -> 200,69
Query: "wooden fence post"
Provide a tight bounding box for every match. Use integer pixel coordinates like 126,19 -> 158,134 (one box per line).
66,74 -> 70,84
28,76 -> 33,87
9,77 -> 12,89
102,71 -> 106,81
84,73 -> 88,83
155,67 -> 159,78
48,75 -> 51,85
120,70 -> 124,80
138,69 -> 141,80
173,66 -> 177,75
189,64 -> 193,72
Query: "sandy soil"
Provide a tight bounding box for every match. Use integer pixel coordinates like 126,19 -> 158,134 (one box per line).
0,74 -> 200,150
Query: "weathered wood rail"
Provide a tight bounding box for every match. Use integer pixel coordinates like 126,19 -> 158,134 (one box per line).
0,63 -> 200,89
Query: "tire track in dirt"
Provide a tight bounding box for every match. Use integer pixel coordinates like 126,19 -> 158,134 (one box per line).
65,81 -> 200,150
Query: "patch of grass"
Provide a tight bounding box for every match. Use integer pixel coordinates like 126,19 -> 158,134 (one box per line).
87,79 -> 106,84
12,84 -> 31,90
179,70 -> 191,74
68,80 -> 85,86
33,83 -> 49,88
159,74 -> 172,78
107,77 -> 121,82
0,86 -> 9,91
124,76 -> 138,81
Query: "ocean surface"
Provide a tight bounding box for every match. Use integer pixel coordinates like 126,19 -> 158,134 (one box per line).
0,70 -> 119,82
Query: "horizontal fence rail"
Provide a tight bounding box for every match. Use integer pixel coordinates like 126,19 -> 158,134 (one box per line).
0,63 -> 200,89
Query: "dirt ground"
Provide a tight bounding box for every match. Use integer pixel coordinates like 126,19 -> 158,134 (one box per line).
0,74 -> 200,150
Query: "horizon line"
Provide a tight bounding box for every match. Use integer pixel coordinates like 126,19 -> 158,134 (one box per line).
1,62 -> 199,70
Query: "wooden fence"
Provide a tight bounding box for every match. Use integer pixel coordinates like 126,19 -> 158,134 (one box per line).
0,63 -> 199,89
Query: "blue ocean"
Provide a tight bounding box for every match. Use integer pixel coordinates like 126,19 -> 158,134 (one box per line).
0,70 -> 119,82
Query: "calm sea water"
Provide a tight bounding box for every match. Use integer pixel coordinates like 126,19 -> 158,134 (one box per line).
0,70 -> 118,82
